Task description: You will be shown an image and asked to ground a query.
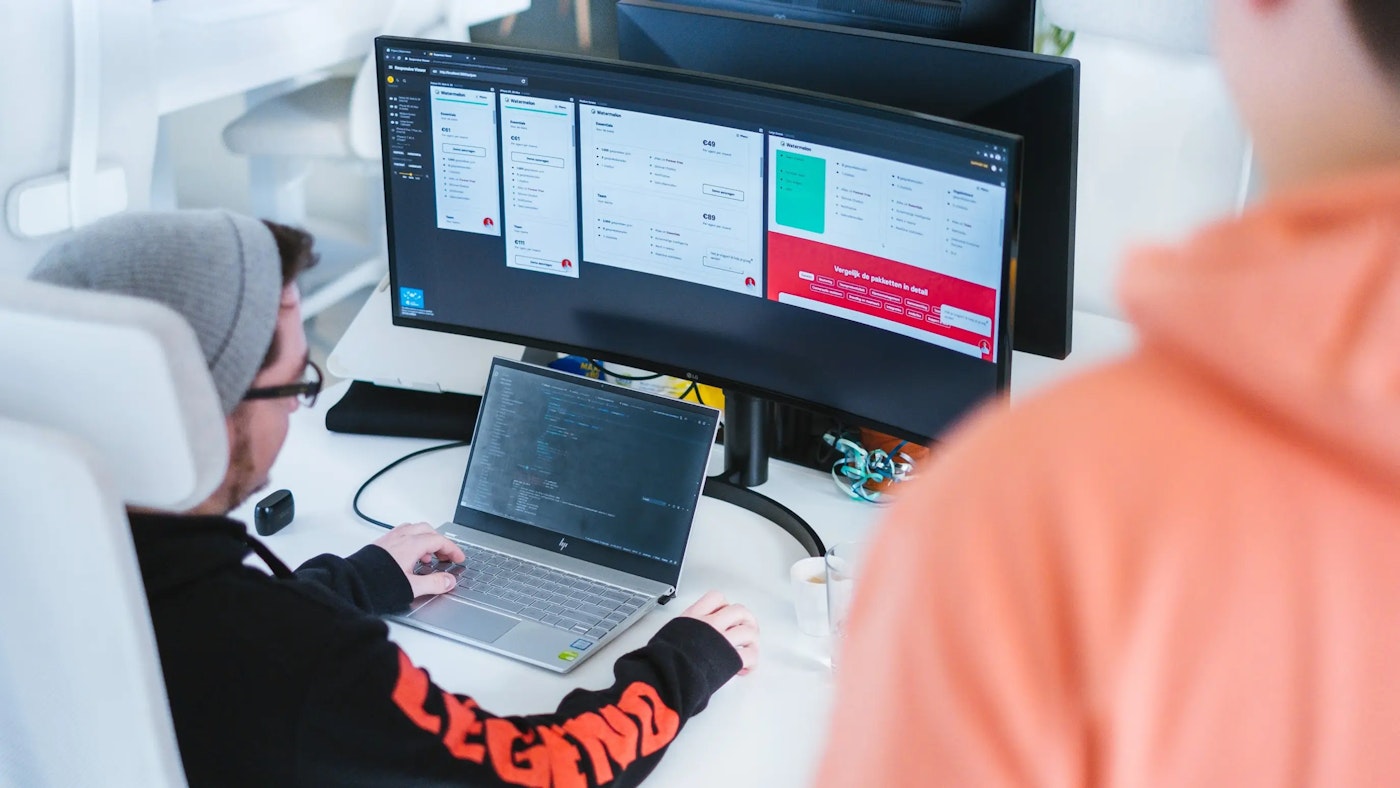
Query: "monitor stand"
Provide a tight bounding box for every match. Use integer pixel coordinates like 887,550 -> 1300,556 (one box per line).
703,391 -> 825,558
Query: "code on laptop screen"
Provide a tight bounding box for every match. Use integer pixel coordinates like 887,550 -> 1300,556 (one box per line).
460,362 -> 716,567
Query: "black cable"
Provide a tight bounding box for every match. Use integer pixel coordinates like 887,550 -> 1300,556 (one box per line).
679,380 -> 707,406
590,359 -> 663,381
352,441 -> 470,529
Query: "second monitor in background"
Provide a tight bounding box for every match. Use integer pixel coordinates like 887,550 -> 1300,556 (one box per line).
618,0 -> 1079,359
634,0 -> 1037,51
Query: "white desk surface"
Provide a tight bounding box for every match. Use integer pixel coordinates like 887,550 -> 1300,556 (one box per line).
154,0 -> 529,115
230,380 -> 882,787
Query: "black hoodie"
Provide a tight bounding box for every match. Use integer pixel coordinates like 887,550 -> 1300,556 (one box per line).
128,511 -> 741,787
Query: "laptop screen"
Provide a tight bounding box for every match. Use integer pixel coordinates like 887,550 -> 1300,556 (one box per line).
455,358 -> 720,587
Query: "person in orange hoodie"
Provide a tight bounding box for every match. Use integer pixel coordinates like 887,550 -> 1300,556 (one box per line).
818,0 -> 1400,784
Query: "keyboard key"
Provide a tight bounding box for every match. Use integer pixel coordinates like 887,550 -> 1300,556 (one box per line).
455,588 -> 501,606
577,603 -> 612,620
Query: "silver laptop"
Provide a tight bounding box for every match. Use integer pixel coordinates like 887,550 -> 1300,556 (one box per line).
391,357 -> 721,673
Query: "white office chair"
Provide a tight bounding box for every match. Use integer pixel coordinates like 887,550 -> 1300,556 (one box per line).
0,280 -> 230,788
219,0 -> 448,319
1042,0 -> 1254,320
0,0 -> 157,279
220,0 -> 527,319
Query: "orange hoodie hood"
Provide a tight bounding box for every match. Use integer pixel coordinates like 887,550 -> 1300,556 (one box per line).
1120,165 -> 1400,483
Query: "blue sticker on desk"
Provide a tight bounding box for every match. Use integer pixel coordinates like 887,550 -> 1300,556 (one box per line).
570,639 -> 593,651
399,287 -> 425,309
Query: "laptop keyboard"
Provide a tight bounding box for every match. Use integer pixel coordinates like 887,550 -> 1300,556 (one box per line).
417,542 -> 651,640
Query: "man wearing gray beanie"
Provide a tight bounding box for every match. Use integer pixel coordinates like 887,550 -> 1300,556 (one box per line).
29,210 -> 759,787
33,209 -> 282,416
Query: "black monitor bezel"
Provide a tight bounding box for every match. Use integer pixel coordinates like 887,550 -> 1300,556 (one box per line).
377,36 -> 1022,445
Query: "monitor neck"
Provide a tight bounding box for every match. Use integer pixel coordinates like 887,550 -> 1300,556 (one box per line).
704,389 -> 825,557
717,389 -> 771,487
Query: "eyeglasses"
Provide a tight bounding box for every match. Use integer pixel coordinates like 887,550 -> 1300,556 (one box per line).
243,360 -> 323,408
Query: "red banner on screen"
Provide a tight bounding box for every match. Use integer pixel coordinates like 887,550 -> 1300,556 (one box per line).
765,233 -> 997,358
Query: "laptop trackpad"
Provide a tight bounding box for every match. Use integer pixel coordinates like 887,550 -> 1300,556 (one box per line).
413,598 -> 517,643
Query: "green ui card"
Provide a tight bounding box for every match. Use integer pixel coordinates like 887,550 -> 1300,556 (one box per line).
774,150 -> 826,234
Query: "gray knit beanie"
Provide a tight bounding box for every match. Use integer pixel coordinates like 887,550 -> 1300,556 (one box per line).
29,210 -> 283,416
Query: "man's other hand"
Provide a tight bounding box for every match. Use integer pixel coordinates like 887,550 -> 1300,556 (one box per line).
371,522 -> 466,598
681,591 -> 760,675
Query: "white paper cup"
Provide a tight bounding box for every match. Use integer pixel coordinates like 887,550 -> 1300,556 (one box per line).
790,556 -> 830,636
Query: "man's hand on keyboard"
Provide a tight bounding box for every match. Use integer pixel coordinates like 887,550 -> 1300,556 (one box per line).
371,522 -> 467,597
681,591 -> 760,675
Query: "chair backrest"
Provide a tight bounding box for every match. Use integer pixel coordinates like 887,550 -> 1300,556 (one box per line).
0,419 -> 188,788
0,280 -> 230,788
1043,0 -> 1254,319
0,280 -> 228,510
0,0 -> 157,279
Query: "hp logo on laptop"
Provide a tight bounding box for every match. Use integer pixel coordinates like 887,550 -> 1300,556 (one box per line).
558,538 -> 569,551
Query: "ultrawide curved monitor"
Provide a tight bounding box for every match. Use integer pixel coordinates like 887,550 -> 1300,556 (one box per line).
618,0 -> 1078,359
377,38 -> 1021,443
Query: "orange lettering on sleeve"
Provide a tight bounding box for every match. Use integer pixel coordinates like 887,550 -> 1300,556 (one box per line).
440,691 -> 487,763
618,682 -> 681,758
561,709 -> 641,784
484,718 -> 551,788
537,725 -> 587,788
390,649 -> 442,735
